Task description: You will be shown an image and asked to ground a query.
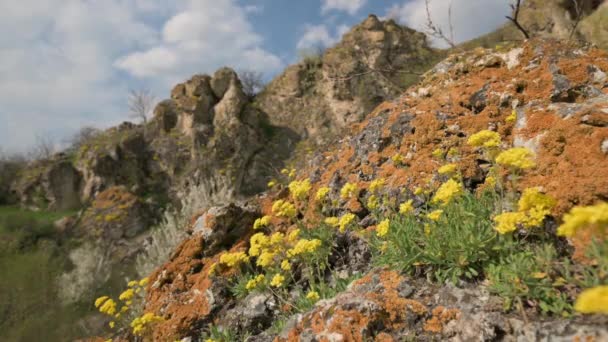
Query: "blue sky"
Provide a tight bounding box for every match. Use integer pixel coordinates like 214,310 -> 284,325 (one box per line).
0,0 -> 510,154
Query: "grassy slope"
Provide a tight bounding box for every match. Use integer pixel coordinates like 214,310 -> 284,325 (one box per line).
0,206 -> 88,342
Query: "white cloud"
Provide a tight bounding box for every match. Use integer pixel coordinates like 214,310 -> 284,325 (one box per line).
296,24 -> 350,50
321,0 -> 367,15
386,0 -> 510,47
0,0 -> 282,153
116,0 -> 283,87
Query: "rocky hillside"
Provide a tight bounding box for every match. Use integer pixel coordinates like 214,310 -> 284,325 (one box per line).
87,38 -> 608,341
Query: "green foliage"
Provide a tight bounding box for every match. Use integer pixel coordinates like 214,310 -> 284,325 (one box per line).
374,192 -> 512,283
486,244 -> 572,315
201,325 -> 244,342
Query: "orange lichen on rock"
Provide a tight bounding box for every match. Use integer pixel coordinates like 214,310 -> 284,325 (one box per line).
423,306 -> 461,333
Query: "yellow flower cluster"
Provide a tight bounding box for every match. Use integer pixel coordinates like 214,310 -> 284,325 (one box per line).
338,213 -> 356,233
281,259 -> 292,271
506,110 -> 517,123
219,251 -> 250,268
253,215 -> 272,230
574,285 -> 608,314
367,195 -> 379,210
272,199 -> 297,218
484,176 -> 497,187
281,168 -> 296,179
557,202 -> 608,237
96,297 -> 117,316
287,239 -> 322,257
270,273 -> 285,287
376,219 -> 390,237
493,212 -> 526,234
130,312 -> 163,336
324,216 -> 339,227
315,186 -> 331,201
340,182 -> 358,200
496,147 -> 535,170
438,163 -> 458,175
432,179 -> 463,206
493,188 -> 556,234
399,200 -> 414,215
246,274 -> 266,290
369,178 -> 385,193
467,130 -> 501,148
427,210 -> 443,221
118,288 -> 135,302
392,153 -> 406,165
267,180 -> 277,188
306,291 -> 320,301
288,179 -> 311,201
432,148 -> 444,159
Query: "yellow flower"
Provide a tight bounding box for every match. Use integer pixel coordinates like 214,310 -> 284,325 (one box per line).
493,212 -> 526,234
208,262 -> 218,275
518,188 -> 556,212
95,296 -> 109,308
447,147 -> 459,157
280,168 -> 289,175
206,339 -> 217,342
246,274 -> 266,290
427,210 -> 443,221
432,148 -> 444,159
338,213 -> 356,232
369,178 -> 385,193
281,260 -> 292,271
270,232 -> 285,245
376,219 -> 390,237
109,321 -> 115,329
340,182 -> 358,200
288,169 -> 296,179
127,280 -> 138,287
287,229 -> 300,243
484,176 -> 497,187
392,153 -> 405,165
574,286 -> 608,314
249,233 -> 270,257
219,251 -> 250,268
399,200 -> 414,215
256,251 -> 276,267
424,224 -> 431,236
287,239 -> 322,257
288,179 -> 312,201
324,217 -> 339,227
99,298 -> 117,316
506,110 -> 517,123
414,187 -> 424,196
306,291 -> 320,302
315,186 -> 331,201
467,130 -> 501,148
367,195 -> 379,210
438,163 -> 458,175
432,179 -> 463,206
557,202 -> 608,237
253,215 -> 272,230
119,288 -> 135,302
267,180 -> 277,188
272,200 -> 297,218
130,313 -> 163,336
270,274 -> 285,288
496,147 -> 535,170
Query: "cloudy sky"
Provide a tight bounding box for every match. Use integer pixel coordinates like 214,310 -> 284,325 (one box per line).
0,0 -> 510,153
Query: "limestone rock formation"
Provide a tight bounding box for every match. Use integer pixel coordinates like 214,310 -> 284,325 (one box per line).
256,15 -> 441,144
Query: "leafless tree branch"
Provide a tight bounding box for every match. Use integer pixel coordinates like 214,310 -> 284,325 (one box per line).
506,0 -> 530,39
424,0 -> 456,48
238,70 -> 265,97
128,89 -> 156,124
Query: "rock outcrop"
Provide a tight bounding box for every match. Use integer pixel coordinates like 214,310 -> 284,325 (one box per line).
134,39 -> 608,341
256,15 -> 441,145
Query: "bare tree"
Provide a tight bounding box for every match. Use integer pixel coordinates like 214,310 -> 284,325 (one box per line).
29,134 -> 55,160
568,0 -> 583,40
424,0 -> 456,48
66,126 -> 101,151
239,70 -> 265,97
506,0 -> 530,39
128,89 -> 156,124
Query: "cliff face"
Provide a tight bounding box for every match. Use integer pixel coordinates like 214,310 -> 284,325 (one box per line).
256,15 -> 442,145
129,40 -> 608,341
